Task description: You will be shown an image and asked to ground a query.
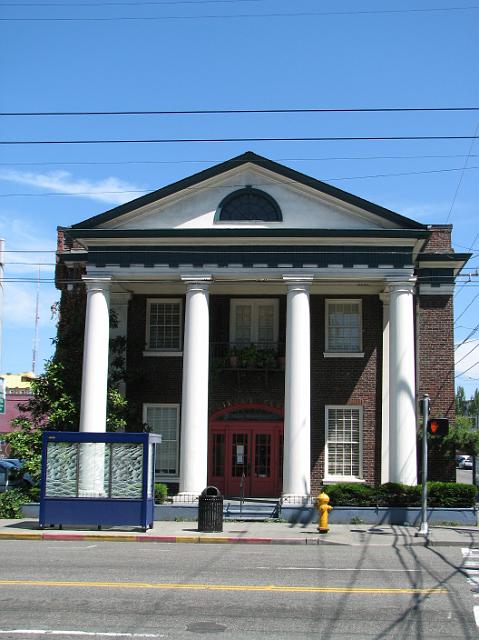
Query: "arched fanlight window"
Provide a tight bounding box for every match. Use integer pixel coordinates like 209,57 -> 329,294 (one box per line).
216,187 -> 282,222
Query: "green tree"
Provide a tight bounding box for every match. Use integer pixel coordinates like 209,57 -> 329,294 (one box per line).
5,287 -> 129,481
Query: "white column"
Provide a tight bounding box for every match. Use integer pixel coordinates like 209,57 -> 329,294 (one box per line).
80,277 -> 111,433
282,280 -> 311,502
388,281 -> 417,485
79,277 -> 111,497
380,292 -> 390,484
178,279 -> 211,498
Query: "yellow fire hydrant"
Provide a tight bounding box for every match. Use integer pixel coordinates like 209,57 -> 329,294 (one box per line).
316,491 -> 333,534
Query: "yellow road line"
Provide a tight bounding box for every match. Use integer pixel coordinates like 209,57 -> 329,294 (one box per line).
0,580 -> 447,595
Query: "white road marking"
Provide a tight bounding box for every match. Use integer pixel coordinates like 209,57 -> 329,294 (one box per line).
255,566 -> 421,572
0,632 -> 164,638
46,546 -> 98,550
474,607 -> 479,628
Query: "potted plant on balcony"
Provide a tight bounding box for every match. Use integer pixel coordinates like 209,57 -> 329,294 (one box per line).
257,348 -> 277,369
227,347 -> 240,368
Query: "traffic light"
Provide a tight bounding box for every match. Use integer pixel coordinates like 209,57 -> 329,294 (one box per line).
427,418 -> 449,436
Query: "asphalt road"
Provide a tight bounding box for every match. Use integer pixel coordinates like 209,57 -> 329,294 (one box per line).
0,541 -> 477,639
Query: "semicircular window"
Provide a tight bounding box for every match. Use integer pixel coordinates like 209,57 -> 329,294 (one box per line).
217,188 -> 282,222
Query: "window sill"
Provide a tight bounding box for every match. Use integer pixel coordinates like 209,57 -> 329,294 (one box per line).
143,351 -> 183,357
323,477 -> 365,484
323,352 -> 364,359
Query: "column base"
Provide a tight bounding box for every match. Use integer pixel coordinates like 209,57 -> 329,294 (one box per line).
281,493 -> 312,506
172,492 -> 200,504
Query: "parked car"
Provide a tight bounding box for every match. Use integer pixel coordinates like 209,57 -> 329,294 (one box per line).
0,459 -> 34,492
457,456 -> 473,470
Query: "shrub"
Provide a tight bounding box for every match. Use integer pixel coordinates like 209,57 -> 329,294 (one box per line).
427,482 -> 476,508
324,482 -> 476,508
0,489 -> 26,518
377,483 -> 421,507
325,483 -> 376,506
154,483 -> 168,504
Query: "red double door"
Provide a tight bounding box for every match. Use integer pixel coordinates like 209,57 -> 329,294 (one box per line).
208,407 -> 284,498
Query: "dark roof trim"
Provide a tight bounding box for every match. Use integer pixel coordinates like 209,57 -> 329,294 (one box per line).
64,228 -> 430,241
70,151 -> 427,230
418,252 -> 472,262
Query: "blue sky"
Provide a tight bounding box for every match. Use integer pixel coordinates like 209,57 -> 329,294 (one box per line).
1,0 -> 478,397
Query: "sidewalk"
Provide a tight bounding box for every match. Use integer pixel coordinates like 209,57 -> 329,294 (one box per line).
1,518 -> 479,547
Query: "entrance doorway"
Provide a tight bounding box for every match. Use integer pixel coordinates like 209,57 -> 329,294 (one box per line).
208,404 -> 283,498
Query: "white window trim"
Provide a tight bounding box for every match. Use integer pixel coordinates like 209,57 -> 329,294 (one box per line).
229,298 -> 279,345
325,298 -> 362,355
324,405 -> 363,482
143,403 -> 180,480
145,298 -> 183,353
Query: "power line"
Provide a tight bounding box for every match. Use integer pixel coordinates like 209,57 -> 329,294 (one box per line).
455,294 -> 479,325
2,6 -> 479,20
1,154 -> 478,167
0,0 -> 265,4
1,135 -> 478,146
456,359 -> 479,378
2,165 -> 479,198
445,121 -> 479,223
455,341 -> 479,366
3,106 -> 479,117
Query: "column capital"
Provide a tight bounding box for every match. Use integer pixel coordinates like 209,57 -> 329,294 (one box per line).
283,275 -> 313,293
181,275 -> 212,292
379,291 -> 390,304
82,276 -> 112,292
384,279 -> 416,296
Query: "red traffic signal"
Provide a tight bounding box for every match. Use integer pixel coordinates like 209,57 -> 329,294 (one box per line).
427,418 -> 449,436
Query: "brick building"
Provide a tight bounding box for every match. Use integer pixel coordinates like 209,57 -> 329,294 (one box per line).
56,152 -> 470,500
0,372 -> 35,456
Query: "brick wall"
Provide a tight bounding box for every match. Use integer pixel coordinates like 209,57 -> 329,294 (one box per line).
422,225 -> 453,252
310,296 -> 383,493
417,294 -> 455,481
126,293 -> 384,491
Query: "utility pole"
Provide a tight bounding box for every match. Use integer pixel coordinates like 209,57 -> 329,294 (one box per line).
32,265 -> 40,374
0,239 -> 4,415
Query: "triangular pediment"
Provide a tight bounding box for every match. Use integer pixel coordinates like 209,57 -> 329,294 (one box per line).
71,152 -> 425,232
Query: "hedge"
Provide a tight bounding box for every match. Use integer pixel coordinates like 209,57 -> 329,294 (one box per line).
325,482 -> 476,508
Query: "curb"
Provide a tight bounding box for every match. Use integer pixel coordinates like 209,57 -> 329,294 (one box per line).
0,531 -> 352,545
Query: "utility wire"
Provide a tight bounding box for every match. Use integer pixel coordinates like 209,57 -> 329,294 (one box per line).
1,153 -> 478,167
455,341 -> 479,366
445,121 -> 479,223
2,6 -> 479,20
2,165 -> 479,198
2,106 -> 479,116
1,135 -> 478,145
455,294 -> 479,325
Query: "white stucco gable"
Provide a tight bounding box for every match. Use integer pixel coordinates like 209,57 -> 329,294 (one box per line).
101,164 -> 399,232
70,152 -> 425,233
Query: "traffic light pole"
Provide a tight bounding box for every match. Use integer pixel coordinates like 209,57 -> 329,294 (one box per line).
418,394 -> 430,537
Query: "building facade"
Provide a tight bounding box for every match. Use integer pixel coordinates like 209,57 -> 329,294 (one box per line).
56,152 -> 469,500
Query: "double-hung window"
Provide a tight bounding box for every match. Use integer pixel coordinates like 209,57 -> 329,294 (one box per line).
325,299 -> 362,355
230,299 -> 279,347
146,298 -> 182,352
143,404 -> 180,477
325,406 -> 363,480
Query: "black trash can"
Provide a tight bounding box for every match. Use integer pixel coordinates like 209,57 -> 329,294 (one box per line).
198,486 -> 224,532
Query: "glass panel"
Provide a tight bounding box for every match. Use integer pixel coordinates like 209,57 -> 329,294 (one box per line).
327,408 -> 361,477
235,305 -> 252,344
110,443 -> 143,498
255,434 -> 271,477
78,443 -> 107,498
232,433 -> 249,477
213,433 -> 225,477
149,302 -> 181,350
45,442 -> 78,497
328,303 -> 361,352
257,305 -> 274,344
147,443 -> 154,498
146,406 -> 179,476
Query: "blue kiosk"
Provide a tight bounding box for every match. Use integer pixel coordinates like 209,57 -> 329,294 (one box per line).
39,431 -> 161,531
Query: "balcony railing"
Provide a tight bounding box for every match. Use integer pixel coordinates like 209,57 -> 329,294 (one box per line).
210,342 -> 285,370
